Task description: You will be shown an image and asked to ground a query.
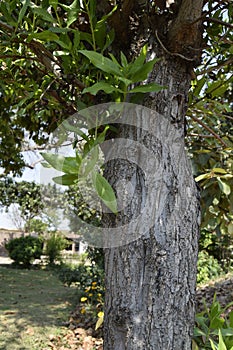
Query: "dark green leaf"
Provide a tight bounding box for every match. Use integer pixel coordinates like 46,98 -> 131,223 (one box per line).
66,0 -> 80,28
130,58 -> 160,83
79,50 -> 123,76
28,30 -> 59,42
30,5 -> 56,23
129,83 -> 165,93
18,0 -> 30,24
127,45 -> 148,77
82,82 -> 123,95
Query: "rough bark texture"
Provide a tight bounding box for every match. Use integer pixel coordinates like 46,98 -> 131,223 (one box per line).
103,1 -> 203,349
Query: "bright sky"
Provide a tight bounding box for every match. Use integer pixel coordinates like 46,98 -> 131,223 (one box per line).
0,144 -> 74,230
0,150 -> 41,229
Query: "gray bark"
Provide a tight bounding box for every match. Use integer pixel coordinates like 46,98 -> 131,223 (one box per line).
103,51 -> 201,350
103,1 -> 203,349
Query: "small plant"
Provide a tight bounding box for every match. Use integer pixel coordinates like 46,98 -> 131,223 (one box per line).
193,295 -> 233,349
5,235 -> 43,267
197,251 -> 223,284
57,261 -> 104,319
44,232 -> 69,265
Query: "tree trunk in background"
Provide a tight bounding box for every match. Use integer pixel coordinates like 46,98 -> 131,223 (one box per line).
103,1 -> 203,349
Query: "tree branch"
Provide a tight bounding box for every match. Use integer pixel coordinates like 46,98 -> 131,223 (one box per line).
205,17 -> 233,29
155,30 -> 195,62
190,115 -> 228,147
197,57 -> 233,75
167,0 -> 204,60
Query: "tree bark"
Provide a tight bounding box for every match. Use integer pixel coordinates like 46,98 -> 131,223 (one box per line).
103,1 -> 203,349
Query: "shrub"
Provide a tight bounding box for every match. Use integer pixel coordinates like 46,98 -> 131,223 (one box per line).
5,235 -> 43,267
197,251 -> 223,284
44,232 -> 69,265
57,262 -> 104,316
193,296 -> 233,349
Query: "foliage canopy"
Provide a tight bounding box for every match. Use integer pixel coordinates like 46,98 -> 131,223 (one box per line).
0,0 -> 232,254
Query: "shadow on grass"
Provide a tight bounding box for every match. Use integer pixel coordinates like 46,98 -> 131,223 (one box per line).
0,264 -> 78,349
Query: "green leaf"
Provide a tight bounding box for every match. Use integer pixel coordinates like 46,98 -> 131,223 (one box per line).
79,146 -> 99,177
41,162 -> 52,168
193,76 -> 206,97
218,330 -> 227,350
41,153 -> 79,174
217,177 -> 231,195
212,168 -> 227,174
52,174 -> 78,186
92,171 -> 117,214
0,3 -> 17,25
96,5 -> 118,26
128,83 -> 165,93
103,28 -> 115,51
206,80 -> 231,98
18,0 -> 30,24
94,126 -> 110,146
95,314 -> 104,330
62,120 -> 89,141
127,45 -> 148,77
80,32 -> 93,46
118,76 -> 133,87
82,82 -> 123,95
128,58 -> 159,83
28,30 -> 59,42
210,338 -> 217,350
94,5 -> 117,50
195,173 -> 210,182
30,5 -> 56,23
49,0 -> 58,10
79,50 -> 123,76
66,0 -> 80,27
120,52 -> 128,67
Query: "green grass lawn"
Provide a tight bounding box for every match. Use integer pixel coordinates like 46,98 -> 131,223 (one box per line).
0,265 -> 78,350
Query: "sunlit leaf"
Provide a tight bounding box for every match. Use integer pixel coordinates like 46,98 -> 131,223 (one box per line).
95,313 -> 104,330
218,329 -> 227,350
41,153 -> 79,174
52,174 -> 78,186
195,173 -> 210,182
92,171 -> 117,214
212,168 -> 227,174
217,177 -> 231,195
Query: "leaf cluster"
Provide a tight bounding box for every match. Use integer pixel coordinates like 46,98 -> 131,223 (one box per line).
194,296 -> 233,350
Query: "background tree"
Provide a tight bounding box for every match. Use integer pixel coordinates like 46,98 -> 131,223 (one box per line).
0,178 -> 43,231
0,1 -> 232,349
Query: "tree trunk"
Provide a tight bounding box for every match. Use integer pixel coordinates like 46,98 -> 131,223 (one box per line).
103,1 -> 203,349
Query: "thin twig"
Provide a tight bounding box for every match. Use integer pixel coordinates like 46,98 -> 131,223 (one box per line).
206,17 -> 233,29
155,30 -> 195,62
197,57 -> 233,75
0,55 -> 36,60
0,20 -> 13,31
187,133 -> 215,138
190,115 -> 228,147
